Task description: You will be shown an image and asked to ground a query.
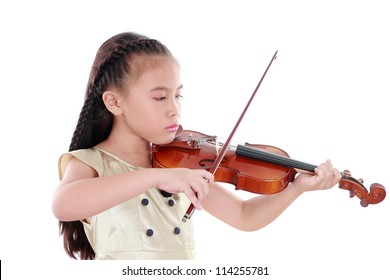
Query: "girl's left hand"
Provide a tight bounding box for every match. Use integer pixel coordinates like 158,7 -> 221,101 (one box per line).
291,159 -> 342,194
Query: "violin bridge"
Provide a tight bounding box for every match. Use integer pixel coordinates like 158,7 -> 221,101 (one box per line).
215,139 -> 220,157
186,134 -> 193,146
186,134 -> 201,149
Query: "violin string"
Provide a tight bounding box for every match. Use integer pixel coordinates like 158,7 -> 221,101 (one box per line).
236,144 -> 317,172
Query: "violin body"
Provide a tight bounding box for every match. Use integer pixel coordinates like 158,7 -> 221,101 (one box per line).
152,130 -> 296,195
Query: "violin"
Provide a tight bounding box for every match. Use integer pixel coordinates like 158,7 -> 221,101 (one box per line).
152,129 -> 386,205
152,50 -> 386,222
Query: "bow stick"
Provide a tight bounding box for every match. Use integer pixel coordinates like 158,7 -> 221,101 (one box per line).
182,50 -> 279,222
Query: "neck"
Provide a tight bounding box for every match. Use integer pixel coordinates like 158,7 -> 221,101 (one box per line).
97,129 -> 152,168
236,144 -> 317,173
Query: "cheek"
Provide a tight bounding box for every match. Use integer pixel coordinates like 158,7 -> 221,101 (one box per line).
123,96 -> 150,117
124,101 -> 160,129
129,107 -> 155,126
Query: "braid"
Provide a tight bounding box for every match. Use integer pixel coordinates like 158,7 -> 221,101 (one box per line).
68,93 -> 96,151
59,32 -> 172,260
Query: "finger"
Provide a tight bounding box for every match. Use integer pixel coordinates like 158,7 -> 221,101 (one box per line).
197,177 -> 211,202
184,186 -> 203,210
314,164 -> 326,180
199,173 -> 211,198
194,170 -> 213,198
313,164 -> 331,188
192,183 -> 205,203
316,160 -> 341,189
199,169 -> 214,184
321,160 -> 340,184
318,160 -> 333,175
333,167 -> 342,184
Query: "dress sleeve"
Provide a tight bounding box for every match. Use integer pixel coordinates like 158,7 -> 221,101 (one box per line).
58,149 -> 104,180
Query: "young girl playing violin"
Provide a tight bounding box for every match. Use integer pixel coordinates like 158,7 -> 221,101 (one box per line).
51,31 -> 341,260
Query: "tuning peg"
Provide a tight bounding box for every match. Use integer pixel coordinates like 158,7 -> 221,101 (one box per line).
343,169 -> 352,177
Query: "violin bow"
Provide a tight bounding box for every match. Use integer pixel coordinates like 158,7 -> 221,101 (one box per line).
182,50 -> 279,222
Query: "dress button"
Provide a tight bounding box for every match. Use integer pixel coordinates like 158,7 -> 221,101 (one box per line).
141,198 -> 149,206
173,227 -> 181,235
168,199 -> 175,207
146,229 -> 154,237
160,190 -> 173,197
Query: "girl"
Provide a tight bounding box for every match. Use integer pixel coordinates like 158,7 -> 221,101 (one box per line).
52,32 -> 341,260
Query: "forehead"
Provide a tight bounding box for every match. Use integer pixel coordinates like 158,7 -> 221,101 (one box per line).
131,55 -> 179,79
128,55 -> 181,89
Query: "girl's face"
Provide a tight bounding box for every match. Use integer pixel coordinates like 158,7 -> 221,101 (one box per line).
118,56 -> 182,144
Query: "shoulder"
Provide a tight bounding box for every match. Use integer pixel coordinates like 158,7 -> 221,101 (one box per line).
58,148 -> 104,180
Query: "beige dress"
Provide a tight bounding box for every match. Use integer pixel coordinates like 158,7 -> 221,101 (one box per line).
58,147 -> 196,260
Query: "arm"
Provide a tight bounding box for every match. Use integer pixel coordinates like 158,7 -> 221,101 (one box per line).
52,157 -> 213,221
52,156 -> 157,221
203,160 -> 341,231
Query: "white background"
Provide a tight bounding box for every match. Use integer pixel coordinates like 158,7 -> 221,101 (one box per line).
1,0 -> 389,279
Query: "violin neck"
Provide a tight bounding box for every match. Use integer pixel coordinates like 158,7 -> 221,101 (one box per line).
236,144 -> 317,173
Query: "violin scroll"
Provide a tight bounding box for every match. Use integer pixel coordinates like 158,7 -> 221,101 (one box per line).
339,170 -> 386,207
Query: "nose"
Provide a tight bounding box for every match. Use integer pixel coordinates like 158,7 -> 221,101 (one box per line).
168,98 -> 180,118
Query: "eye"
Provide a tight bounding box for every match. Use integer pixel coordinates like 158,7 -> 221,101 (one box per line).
155,96 -> 166,101
175,94 -> 183,99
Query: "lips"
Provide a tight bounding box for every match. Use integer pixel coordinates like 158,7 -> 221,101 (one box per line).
165,123 -> 179,132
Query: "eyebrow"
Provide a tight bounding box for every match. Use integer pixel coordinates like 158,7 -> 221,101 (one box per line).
149,84 -> 183,92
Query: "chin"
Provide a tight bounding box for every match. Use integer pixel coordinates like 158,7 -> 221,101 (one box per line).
152,134 -> 176,145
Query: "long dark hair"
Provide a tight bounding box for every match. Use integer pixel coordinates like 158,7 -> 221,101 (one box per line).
59,32 -> 172,259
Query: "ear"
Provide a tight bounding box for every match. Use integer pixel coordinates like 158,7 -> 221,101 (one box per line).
102,91 -> 122,115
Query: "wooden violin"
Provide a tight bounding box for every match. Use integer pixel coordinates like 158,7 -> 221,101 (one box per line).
152,50 -> 386,222
152,129 -> 386,207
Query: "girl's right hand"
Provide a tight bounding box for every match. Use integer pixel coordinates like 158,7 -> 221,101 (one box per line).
155,168 -> 214,210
